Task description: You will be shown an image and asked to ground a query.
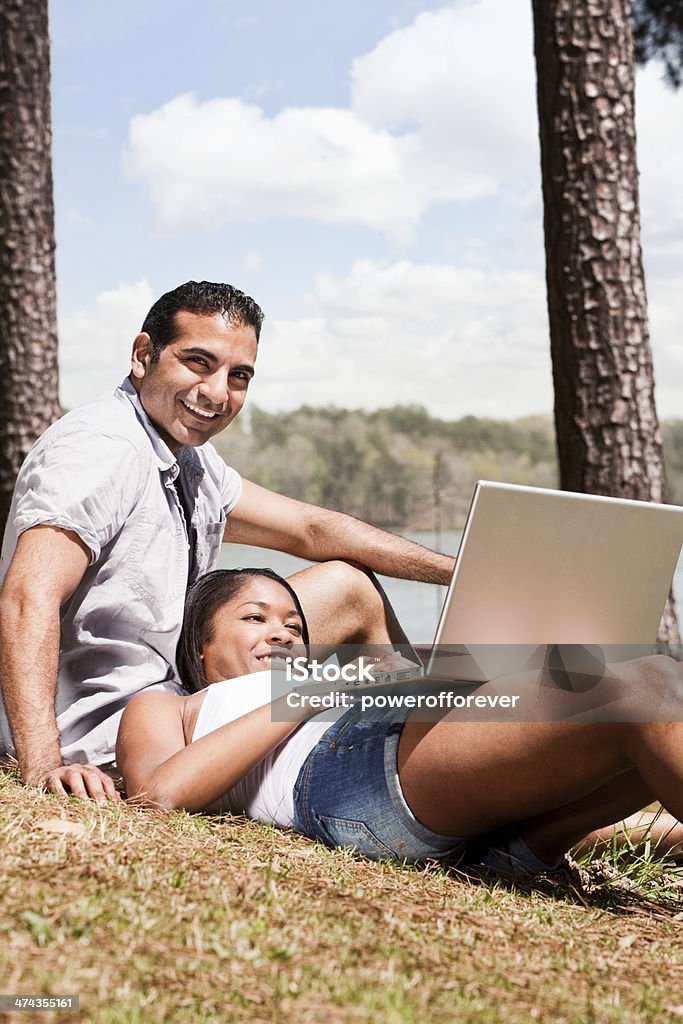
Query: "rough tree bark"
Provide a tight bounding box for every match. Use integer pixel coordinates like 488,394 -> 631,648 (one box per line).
531,0 -> 679,643
0,0 -> 61,538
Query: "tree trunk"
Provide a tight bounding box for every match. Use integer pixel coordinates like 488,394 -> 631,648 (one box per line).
0,0 -> 61,538
531,0 -> 679,644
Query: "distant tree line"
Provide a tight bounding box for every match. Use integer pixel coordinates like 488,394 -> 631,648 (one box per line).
661,420 -> 683,505
214,406 -> 683,530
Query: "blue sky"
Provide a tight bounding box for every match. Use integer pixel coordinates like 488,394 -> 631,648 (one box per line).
50,0 -> 683,420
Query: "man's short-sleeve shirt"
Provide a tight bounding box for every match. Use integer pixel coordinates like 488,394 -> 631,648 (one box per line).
0,378 -> 242,764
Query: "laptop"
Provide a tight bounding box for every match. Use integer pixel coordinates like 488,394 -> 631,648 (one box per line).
365,480 -> 683,687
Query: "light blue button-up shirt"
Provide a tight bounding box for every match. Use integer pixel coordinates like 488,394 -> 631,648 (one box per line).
0,378 -> 242,764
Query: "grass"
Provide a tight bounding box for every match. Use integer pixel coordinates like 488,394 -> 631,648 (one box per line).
1,764 -> 682,1024
572,811 -> 683,907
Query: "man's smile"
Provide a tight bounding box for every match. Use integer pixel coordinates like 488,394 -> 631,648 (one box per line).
180,398 -> 221,420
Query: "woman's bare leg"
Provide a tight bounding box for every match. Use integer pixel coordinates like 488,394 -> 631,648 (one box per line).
397,655 -> 683,857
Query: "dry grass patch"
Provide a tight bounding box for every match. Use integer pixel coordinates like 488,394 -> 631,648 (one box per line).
1,765 -> 682,1024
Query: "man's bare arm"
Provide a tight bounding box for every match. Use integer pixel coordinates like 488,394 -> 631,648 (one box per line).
0,526 -> 119,802
224,480 -> 455,586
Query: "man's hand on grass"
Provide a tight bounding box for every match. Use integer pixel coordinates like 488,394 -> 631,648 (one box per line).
24,763 -> 121,804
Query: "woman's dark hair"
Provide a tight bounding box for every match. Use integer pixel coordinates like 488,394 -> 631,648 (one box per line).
177,568 -> 310,693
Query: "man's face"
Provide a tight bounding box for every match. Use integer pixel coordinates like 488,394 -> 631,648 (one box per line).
130,311 -> 258,451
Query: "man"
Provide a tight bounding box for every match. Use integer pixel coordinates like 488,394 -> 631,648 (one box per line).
0,281 -> 453,801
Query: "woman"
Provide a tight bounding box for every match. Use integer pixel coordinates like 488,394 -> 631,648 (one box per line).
116,569 -> 683,875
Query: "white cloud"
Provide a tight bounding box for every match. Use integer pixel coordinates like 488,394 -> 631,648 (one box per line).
244,250 -> 264,273
124,0 -> 536,241
648,282 -> 683,420
350,0 -> 537,175
637,63 -> 683,248
65,208 -> 93,227
75,2 -> 683,421
628,65 -> 683,420
59,279 -> 154,409
125,93 -> 495,243
250,258 -> 552,418
635,63 -> 683,407
55,255 -> 682,425
122,0 -> 683,259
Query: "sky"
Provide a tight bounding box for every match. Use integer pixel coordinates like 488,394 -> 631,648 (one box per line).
50,0 -> 683,421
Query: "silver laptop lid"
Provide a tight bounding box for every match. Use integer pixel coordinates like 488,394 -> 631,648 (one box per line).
426,481 -> 683,681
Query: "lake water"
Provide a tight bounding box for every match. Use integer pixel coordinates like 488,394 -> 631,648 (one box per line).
220,531 -> 683,644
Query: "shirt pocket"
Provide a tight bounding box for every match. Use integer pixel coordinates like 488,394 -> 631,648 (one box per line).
124,508 -> 188,615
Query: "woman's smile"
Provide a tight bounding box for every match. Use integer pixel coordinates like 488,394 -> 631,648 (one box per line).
201,577 -> 305,683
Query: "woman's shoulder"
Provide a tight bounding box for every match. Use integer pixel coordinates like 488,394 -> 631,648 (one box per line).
126,689 -> 188,712
118,688 -> 211,750
115,689 -> 195,772
122,689 -> 194,731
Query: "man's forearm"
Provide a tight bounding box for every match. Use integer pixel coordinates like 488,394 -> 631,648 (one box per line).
0,592 -> 63,781
226,481 -> 456,585
302,506 -> 455,585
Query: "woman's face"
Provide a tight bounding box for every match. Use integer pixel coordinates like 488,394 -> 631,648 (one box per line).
201,576 -> 306,683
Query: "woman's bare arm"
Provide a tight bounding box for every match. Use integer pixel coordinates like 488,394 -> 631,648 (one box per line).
116,690 -> 311,812
117,653 -> 413,812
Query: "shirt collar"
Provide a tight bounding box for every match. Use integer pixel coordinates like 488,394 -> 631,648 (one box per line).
117,376 -> 178,472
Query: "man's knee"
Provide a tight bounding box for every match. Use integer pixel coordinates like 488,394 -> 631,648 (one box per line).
287,559 -> 387,646
317,560 -> 384,616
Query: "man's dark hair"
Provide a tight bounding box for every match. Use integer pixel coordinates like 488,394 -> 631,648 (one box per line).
141,281 -> 265,363
176,568 -> 310,693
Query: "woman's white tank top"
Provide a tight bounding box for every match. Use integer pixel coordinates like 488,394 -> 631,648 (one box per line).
191,673 -> 344,827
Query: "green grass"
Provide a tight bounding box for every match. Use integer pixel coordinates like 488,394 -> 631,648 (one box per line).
573,813 -> 683,908
1,765 -> 682,1024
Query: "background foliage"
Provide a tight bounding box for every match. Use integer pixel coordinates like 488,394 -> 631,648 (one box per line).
214,409 -> 683,530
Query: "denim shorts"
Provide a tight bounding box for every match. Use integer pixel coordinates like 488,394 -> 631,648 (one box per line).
292,705 -> 466,864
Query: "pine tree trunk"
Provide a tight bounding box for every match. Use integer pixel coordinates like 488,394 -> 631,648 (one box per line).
0,0 -> 61,538
531,0 -> 679,644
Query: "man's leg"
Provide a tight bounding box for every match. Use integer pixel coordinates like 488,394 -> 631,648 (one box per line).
287,560 -> 412,655
513,769 -> 657,865
571,805 -> 683,862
